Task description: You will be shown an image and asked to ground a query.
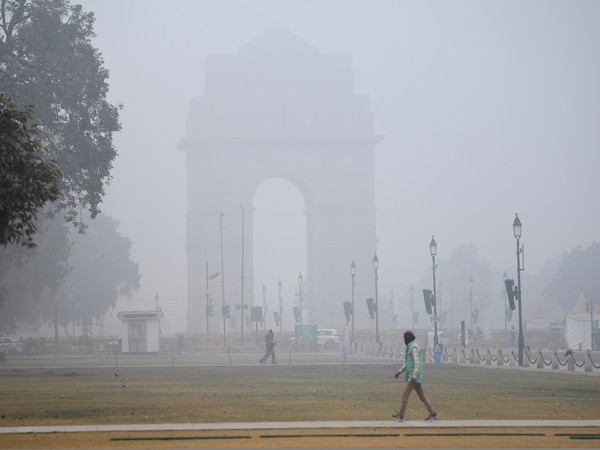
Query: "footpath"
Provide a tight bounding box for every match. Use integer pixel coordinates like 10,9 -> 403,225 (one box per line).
1,419 -> 599,434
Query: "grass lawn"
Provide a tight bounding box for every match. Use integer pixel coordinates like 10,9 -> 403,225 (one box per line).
0,355 -> 598,426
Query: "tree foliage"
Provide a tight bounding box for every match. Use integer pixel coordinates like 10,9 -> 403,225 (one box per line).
39,214 -> 140,334
0,93 -> 61,247
0,0 -> 121,228
0,217 -> 71,333
543,243 -> 600,312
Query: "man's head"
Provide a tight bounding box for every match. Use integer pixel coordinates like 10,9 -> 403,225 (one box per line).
403,330 -> 416,346
268,329 -> 273,335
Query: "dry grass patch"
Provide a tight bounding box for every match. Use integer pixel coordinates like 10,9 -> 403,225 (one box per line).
0,358 -> 598,426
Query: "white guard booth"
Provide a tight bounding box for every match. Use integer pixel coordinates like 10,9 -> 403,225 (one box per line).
117,310 -> 163,353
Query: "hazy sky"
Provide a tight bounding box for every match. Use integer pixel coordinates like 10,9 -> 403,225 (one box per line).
77,0 -> 600,333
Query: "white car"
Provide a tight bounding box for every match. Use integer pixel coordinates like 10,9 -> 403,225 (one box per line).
0,337 -> 23,355
317,329 -> 341,351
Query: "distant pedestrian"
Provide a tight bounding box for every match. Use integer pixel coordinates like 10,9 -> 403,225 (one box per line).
390,330 -> 438,422
259,329 -> 277,364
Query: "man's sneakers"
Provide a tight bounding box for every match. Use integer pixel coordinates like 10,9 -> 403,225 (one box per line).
390,411 -> 403,422
425,411 -> 439,422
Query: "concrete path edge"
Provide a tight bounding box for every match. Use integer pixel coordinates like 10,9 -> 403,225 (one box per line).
1,420 -> 599,434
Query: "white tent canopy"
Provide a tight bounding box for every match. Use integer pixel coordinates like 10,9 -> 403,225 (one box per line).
564,294 -> 596,350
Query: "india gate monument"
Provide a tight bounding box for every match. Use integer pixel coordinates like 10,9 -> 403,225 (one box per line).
179,28 -> 382,337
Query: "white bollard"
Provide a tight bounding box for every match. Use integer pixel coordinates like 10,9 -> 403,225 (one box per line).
585,350 -> 592,373
537,350 -> 544,369
470,349 -> 477,364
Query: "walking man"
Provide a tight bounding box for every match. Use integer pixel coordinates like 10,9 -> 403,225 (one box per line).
391,330 -> 438,422
259,329 -> 277,364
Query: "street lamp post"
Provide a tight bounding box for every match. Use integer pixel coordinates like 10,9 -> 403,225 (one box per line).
430,236 -> 439,349
277,280 -> 283,332
469,275 -> 474,339
373,253 -> 380,345
155,294 -> 161,351
513,213 -> 525,366
298,272 -> 303,326
240,205 -> 245,350
350,260 -> 356,350
277,279 -> 283,332
410,285 -> 415,329
262,284 -> 267,330
438,282 -> 443,330
588,299 -> 595,351
502,271 -> 508,332
220,213 -> 226,349
205,263 -> 219,338
449,288 -> 454,331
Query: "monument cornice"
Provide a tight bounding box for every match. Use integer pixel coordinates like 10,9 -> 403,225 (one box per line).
178,134 -> 383,152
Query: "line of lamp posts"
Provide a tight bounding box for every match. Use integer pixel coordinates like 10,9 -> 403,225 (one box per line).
204,208 -> 309,349
347,213 -> 526,366
204,266 -> 305,347
204,213 -> 527,366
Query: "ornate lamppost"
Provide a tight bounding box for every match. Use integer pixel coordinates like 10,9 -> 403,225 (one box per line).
298,272 -> 303,325
410,285 -> 415,329
262,284 -> 267,330
513,213 -> 525,366
350,260 -> 356,350
502,270 -> 508,332
277,279 -> 283,332
205,263 -> 219,337
373,253 -> 380,345
469,275 -> 474,339
430,236 -> 439,349
220,213 -> 227,349
240,205 -> 245,349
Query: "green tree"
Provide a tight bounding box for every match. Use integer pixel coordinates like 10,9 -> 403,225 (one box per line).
543,243 -> 600,312
0,217 -> 71,333
0,94 -> 61,248
0,0 -> 121,228
38,214 -> 140,336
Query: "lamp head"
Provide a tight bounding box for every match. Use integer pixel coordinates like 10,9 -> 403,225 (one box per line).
262,283 -> 266,297
298,272 -> 303,286
277,279 -> 282,292
430,236 -> 437,256
350,260 -> 356,277
372,253 -> 379,270
513,213 -> 522,239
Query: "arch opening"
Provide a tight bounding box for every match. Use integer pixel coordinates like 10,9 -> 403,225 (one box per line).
253,178 -> 306,333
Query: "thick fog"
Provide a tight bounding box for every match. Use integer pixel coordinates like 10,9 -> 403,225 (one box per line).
77,0 -> 600,335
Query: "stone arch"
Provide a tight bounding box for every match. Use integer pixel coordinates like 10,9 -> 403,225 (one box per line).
180,28 -> 381,335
